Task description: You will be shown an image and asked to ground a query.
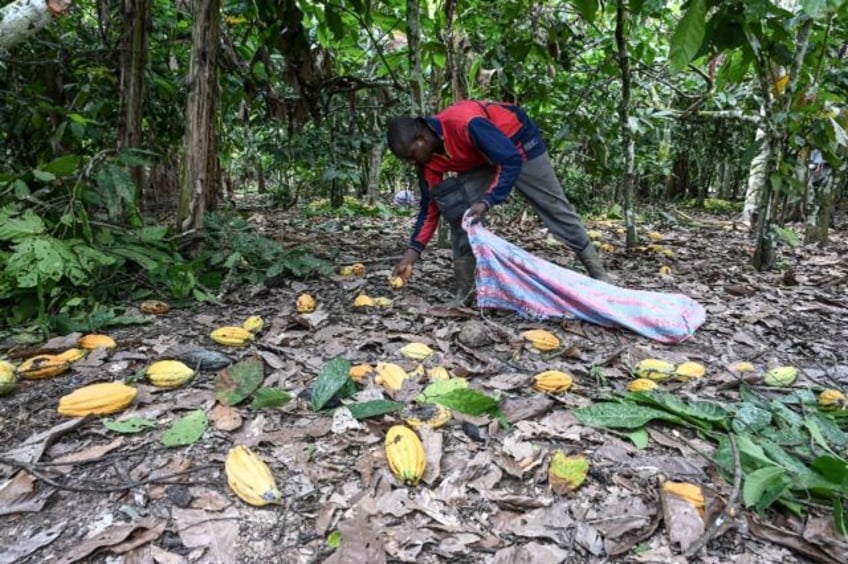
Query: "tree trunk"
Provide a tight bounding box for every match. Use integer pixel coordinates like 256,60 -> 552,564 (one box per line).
616,0 -> 637,248
0,0 -> 70,52
179,0 -> 221,233
751,19 -> 813,271
741,126 -> 768,226
117,0 -> 149,227
804,152 -> 834,244
405,0 -> 425,115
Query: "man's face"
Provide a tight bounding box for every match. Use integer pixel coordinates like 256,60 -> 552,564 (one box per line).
398,135 -> 435,167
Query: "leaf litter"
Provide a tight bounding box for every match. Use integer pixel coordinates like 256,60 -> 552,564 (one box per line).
0,206 -> 847,562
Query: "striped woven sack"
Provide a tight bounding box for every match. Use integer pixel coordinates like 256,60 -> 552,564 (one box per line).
465,216 -> 706,344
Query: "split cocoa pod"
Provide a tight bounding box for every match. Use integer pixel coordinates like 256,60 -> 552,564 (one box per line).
17,354 -> 71,380
225,445 -> 282,506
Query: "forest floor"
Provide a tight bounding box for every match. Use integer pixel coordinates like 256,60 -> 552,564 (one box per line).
1,198 -> 847,564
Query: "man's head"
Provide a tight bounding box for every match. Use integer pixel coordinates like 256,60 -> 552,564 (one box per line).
387,117 -> 437,167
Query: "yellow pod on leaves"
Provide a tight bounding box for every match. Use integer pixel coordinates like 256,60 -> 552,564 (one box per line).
225,445 -> 282,506
210,326 -> 254,347
349,363 -> 373,383
818,389 -> 846,409
296,294 -> 316,313
374,362 -> 408,391
522,329 -> 560,352
674,361 -> 706,382
399,342 -> 433,361
635,358 -> 675,382
17,354 -> 71,380
385,425 -> 426,486
57,382 -> 137,417
242,315 -> 265,334
627,378 -> 658,392
77,334 -> 117,351
533,370 -> 574,393
353,294 -> 375,308
147,360 -> 195,388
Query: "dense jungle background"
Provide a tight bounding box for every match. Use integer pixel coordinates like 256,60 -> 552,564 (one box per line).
1,0 -> 848,562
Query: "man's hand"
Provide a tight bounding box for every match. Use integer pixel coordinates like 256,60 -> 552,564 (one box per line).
393,249 -> 419,282
467,202 -> 489,225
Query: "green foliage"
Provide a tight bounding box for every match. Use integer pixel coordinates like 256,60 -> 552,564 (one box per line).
668,0 -> 707,74
202,211 -> 332,286
305,196 -> 397,218
575,385 -> 848,525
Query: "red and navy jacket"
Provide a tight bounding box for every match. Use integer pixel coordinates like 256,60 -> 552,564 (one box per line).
409,100 -> 547,252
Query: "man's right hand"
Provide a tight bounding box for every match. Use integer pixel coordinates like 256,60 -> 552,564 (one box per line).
393,249 -> 419,282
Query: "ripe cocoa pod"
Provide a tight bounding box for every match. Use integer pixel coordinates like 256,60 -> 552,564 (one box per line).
385,425 -> 426,486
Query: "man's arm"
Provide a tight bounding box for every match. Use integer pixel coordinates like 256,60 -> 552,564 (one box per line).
467,117 -> 524,208
408,170 -> 441,252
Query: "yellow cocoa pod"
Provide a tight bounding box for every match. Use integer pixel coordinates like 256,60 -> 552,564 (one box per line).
55,348 -> 87,363
599,243 -> 615,254
296,294 -> 316,313
0,361 -> 16,396
426,366 -> 450,381
399,342 -> 433,361
659,265 -> 672,275
533,370 -> 573,393
210,326 -> 254,347
402,404 -> 451,430
522,329 -> 560,352
586,229 -> 604,240
730,361 -> 756,373
225,445 -> 282,506
139,300 -> 171,315
389,276 -> 405,289
147,360 -> 195,388
662,481 -> 705,516
385,425 -> 426,486
57,382 -> 137,417
242,315 -> 265,334
647,231 -> 664,242
374,362 -> 408,391
339,265 -> 355,277
818,389 -> 846,409
763,366 -> 798,387
674,361 -> 706,382
17,354 -> 71,380
349,363 -> 373,383
351,263 -> 366,276
353,294 -> 375,308
635,358 -> 675,381
78,334 -> 117,351
627,378 -> 658,392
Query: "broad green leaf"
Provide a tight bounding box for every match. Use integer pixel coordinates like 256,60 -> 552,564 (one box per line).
548,450 -> 589,493
732,404 -> 772,433
742,466 -> 787,509
311,357 -> 351,411
627,427 -> 650,449
772,225 -> 800,248
216,356 -> 265,406
0,209 -> 46,241
810,456 -> 848,488
161,410 -> 208,447
416,378 -> 468,403
424,388 -> 500,417
573,403 -> 685,429
668,0 -> 706,74
573,0 -> 599,24
103,416 -> 156,434
138,226 -> 170,243
42,154 -> 81,176
251,387 -> 292,409
809,413 -> 848,447
804,416 -> 839,456
32,169 -> 56,182
345,399 -> 404,420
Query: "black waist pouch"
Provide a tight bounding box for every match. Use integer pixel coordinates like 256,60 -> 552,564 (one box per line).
429,167 -> 495,223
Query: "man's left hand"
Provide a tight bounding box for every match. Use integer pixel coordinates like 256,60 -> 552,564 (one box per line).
467,202 -> 488,225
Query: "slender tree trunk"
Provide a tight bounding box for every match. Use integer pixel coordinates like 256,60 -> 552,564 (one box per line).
615,0 -> 637,248
405,0 -> 425,115
117,0 -> 149,226
750,19 -> 812,270
179,0 -> 221,233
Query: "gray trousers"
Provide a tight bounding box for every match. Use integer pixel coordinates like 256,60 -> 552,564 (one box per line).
449,152 -> 591,258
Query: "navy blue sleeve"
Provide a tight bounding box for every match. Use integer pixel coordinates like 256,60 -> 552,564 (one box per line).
467,117 -> 523,207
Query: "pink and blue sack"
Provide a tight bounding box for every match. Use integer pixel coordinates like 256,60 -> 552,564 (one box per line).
465,218 -> 706,344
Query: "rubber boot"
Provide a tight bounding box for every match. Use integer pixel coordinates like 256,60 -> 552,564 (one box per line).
449,257 -> 477,307
577,244 -> 609,282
